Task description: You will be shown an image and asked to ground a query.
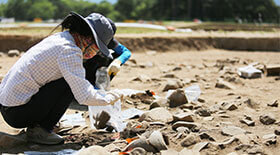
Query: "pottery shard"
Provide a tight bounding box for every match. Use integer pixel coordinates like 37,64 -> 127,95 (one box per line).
168,89 -> 188,107
259,114 -> 276,125
172,121 -> 198,130
173,112 -> 194,122
139,107 -> 173,123
221,126 -> 246,136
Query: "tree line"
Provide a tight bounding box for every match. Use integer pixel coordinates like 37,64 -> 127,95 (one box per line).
0,0 -> 279,23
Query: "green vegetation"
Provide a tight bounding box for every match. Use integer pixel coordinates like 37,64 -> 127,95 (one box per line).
0,0 -> 279,23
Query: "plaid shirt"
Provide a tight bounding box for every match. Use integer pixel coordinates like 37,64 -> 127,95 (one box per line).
0,31 -> 116,107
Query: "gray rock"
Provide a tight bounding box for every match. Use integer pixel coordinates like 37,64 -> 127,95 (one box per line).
163,80 -> 183,92
259,114 -> 276,125
221,126 -> 246,136
180,134 -> 198,147
7,50 -> 20,57
195,108 -> 211,117
173,112 -> 194,122
167,89 -> 188,107
139,107 -> 173,123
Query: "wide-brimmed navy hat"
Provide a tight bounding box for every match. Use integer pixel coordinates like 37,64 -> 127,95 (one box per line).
70,11 -> 116,59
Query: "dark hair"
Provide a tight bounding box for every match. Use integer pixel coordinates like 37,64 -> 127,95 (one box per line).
51,13 -> 92,37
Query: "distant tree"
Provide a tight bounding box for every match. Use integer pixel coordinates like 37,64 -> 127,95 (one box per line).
4,0 -> 28,20
26,0 -> 57,20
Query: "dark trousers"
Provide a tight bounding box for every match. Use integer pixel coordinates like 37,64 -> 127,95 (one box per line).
0,78 -> 74,131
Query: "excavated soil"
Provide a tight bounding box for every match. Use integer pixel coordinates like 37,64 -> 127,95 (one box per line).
0,31 -> 280,154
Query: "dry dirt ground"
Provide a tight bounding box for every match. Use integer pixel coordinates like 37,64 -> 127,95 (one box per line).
0,49 -> 280,154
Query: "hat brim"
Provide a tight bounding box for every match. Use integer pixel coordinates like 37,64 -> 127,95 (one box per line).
70,12 -> 113,59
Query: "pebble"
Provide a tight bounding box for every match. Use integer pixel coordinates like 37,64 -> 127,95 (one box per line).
139,107 -> 173,123
180,134 -> 198,147
173,112 -> 194,122
259,114 -> 276,125
163,80 -> 183,92
167,89 -> 188,107
7,50 -> 20,57
221,126 -> 246,136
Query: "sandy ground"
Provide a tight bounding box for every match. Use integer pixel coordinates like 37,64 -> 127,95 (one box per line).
0,49 -> 280,154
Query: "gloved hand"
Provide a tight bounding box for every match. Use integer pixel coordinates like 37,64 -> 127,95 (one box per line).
106,90 -> 123,105
108,59 -> 122,76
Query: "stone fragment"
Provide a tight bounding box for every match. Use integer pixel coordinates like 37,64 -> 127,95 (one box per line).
132,75 -> 151,82
180,134 -> 198,147
240,119 -> 255,126
78,145 -> 111,155
192,142 -> 209,152
176,127 -> 190,134
262,134 -> 277,146
162,73 -> 178,78
215,78 -> 236,89
195,108 -> 211,117
211,137 -> 238,149
0,52 -> 4,57
163,80 -> 183,92
266,64 -> 280,76
172,121 -> 198,130
146,50 -> 157,55
139,107 -> 173,123
267,100 -> 278,107
197,98 -> 205,103
274,129 -> 280,135
203,117 -> 214,121
259,114 -> 276,125
160,149 -> 179,155
199,132 -> 215,141
7,50 -> 20,57
227,152 -> 238,155
220,101 -> 238,111
173,112 -> 194,122
179,148 -> 199,155
129,147 -> 148,155
167,89 -> 188,107
221,126 -> 246,136
150,98 -> 168,110
139,62 -> 154,68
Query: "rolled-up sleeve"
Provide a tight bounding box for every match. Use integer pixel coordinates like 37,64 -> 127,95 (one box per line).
57,48 -> 116,106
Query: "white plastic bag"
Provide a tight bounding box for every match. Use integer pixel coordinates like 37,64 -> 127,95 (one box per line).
184,84 -> 201,103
